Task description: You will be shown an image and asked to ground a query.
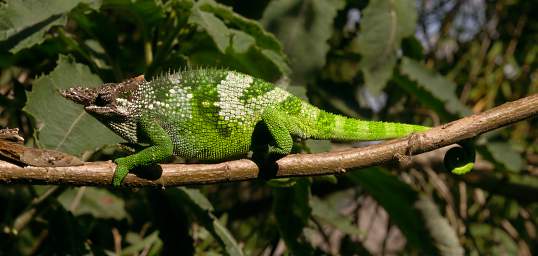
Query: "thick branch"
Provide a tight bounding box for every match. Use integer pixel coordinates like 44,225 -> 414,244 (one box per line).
1,94 -> 537,187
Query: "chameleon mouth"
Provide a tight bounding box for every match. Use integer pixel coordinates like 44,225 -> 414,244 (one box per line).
85,105 -> 116,115
85,105 -> 130,119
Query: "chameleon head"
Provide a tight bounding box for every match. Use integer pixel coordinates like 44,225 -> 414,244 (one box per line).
60,75 -> 145,121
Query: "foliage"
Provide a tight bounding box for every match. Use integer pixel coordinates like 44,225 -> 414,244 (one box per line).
1,0 -> 537,255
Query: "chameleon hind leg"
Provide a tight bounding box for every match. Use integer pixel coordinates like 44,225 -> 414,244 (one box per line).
251,108 -> 293,179
113,117 -> 174,186
261,108 -> 294,156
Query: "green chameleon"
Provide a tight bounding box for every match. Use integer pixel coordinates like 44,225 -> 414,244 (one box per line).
61,69 -> 473,186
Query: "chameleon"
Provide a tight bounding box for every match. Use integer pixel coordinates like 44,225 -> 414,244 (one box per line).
60,69 -> 473,186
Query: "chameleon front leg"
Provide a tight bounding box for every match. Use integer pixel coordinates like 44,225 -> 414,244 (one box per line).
113,117 -> 174,186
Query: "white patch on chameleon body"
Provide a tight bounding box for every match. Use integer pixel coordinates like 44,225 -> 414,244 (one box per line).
214,72 -> 254,123
245,87 -> 289,113
165,84 -> 193,119
215,71 -> 290,124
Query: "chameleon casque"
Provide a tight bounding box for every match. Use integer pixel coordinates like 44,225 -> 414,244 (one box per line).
61,69 -> 472,186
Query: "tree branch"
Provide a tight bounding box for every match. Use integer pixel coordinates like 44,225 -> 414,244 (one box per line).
1,94 -> 537,187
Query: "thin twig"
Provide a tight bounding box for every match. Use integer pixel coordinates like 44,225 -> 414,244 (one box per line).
0,94 -> 537,187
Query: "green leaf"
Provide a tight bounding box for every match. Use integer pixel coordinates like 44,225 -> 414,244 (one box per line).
189,4 -> 230,53
211,216 -> 243,256
102,0 -> 165,26
198,0 -> 283,53
23,55 -> 124,155
485,142 -> 524,172
399,57 -> 472,117
230,29 -> 255,53
0,0 -> 97,53
414,195 -> 464,256
178,187 -> 214,212
186,0 -> 289,80
470,224 -> 518,255
272,178 -> 314,255
347,167 -> 436,254
353,0 -> 417,93
310,196 -> 363,237
170,188 -> 244,256
121,231 -> 161,255
58,187 -> 127,220
8,15 -> 67,53
261,0 -> 345,82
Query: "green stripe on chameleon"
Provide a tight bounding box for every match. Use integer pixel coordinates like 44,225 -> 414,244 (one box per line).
240,80 -> 274,102
396,123 -> 407,137
343,117 -> 360,138
368,121 -> 386,140
315,111 -> 336,138
279,97 -> 303,115
192,82 -> 229,137
332,116 -> 353,140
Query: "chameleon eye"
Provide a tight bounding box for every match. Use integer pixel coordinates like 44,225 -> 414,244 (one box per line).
94,93 -> 109,106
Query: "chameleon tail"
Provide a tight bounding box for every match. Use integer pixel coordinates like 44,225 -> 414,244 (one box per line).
287,99 -> 474,174
327,114 -> 430,141
294,102 -> 430,141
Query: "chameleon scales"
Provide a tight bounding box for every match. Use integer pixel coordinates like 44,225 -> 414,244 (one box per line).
61,69 -> 472,186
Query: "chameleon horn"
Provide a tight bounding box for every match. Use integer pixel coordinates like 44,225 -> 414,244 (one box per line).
59,87 -> 98,106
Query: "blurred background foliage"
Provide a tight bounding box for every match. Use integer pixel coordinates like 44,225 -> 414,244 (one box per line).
0,0 -> 537,255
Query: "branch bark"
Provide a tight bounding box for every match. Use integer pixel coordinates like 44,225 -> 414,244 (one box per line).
1,94 -> 537,187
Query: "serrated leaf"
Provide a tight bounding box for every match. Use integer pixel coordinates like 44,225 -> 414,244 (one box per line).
189,4 -> 230,53
261,0 -> 345,82
486,142 -> 524,172
185,0 -> 289,80
199,0 -> 282,52
0,0 -> 96,52
58,187 -> 127,220
347,167 -> 436,254
8,15 -> 66,53
24,55 -> 124,155
399,57 -> 471,117
353,0 -> 417,93
311,197 -> 363,237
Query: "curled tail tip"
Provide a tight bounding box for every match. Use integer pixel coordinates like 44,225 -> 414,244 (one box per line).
443,141 -> 476,175
451,163 -> 474,175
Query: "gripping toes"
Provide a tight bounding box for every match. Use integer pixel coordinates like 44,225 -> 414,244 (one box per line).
113,157 -> 130,187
